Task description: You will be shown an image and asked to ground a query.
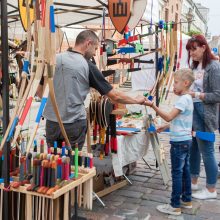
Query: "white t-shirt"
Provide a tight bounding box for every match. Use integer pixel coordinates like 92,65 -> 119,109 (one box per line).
170,94 -> 193,142
190,63 -> 204,102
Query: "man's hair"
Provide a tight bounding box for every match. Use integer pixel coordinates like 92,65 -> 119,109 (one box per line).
75,30 -> 99,45
174,68 -> 195,87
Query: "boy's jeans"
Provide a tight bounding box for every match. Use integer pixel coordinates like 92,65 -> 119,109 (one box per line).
170,140 -> 192,208
191,102 -> 218,188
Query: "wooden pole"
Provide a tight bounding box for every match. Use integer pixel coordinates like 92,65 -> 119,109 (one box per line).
1,0 -> 10,219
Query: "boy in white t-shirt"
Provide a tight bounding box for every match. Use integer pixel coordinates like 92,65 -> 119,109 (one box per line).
144,69 -> 195,216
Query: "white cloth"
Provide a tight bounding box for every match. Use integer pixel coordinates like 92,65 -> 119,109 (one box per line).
131,68 -> 155,91
112,132 -> 149,177
191,63 -> 204,102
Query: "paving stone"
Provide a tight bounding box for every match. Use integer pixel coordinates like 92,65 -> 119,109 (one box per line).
196,210 -> 220,220
117,202 -> 140,211
140,199 -> 164,207
147,178 -> 164,185
133,171 -> 155,178
105,216 -> 125,220
142,193 -> 170,203
128,180 -> 144,186
135,169 -> 157,176
77,210 -> 109,220
102,195 -> 127,202
199,200 -> 220,214
116,189 -> 143,199
144,182 -> 168,190
128,175 -> 149,182
113,209 -> 138,218
154,174 -> 166,180
123,185 -> 153,194
149,216 -> 168,220
124,197 -> 142,204
101,200 -> 124,208
152,189 -> 171,198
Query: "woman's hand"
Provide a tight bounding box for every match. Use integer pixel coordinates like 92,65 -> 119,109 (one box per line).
186,91 -> 195,98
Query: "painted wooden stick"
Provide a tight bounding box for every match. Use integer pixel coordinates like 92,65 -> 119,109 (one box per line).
192,131 -> 215,142
26,84 -> 49,153
75,144 -> 79,178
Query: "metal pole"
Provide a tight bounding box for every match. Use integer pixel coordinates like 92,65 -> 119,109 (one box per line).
1,0 -> 10,220
155,25 -> 159,107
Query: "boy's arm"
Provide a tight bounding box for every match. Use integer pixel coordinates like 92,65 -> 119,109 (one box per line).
144,100 -> 180,122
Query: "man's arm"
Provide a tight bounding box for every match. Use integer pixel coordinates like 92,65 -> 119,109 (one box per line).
106,89 -> 146,105
88,60 -> 146,105
36,84 -> 43,98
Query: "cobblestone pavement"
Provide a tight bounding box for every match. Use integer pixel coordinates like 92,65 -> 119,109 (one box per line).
79,130 -> 220,220
78,93 -> 220,220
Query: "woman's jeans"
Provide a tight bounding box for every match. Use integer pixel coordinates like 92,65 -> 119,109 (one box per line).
170,140 -> 192,208
190,102 -> 218,188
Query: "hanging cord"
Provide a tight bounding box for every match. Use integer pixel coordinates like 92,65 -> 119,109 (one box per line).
150,0 -> 154,32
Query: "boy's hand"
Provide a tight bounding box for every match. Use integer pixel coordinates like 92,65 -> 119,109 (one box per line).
143,99 -> 153,107
156,124 -> 169,133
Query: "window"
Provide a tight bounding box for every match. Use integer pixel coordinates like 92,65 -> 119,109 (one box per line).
165,8 -> 169,22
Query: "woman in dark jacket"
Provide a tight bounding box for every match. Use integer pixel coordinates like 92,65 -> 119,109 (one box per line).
186,34 -> 220,200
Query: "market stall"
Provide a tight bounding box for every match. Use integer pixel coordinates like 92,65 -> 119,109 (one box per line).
0,1 -> 178,219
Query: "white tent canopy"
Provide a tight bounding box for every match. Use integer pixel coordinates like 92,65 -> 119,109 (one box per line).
5,0 -> 159,40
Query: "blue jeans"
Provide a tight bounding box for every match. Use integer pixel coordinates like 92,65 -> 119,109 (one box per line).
190,102 -> 218,188
170,140 -> 192,208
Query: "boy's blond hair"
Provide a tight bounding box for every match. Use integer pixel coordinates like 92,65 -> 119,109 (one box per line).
174,68 -> 195,87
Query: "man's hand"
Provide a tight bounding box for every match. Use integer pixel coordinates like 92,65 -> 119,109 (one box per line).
135,95 -> 147,105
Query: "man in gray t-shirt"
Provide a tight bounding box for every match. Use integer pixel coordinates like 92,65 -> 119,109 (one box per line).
37,30 -> 146,149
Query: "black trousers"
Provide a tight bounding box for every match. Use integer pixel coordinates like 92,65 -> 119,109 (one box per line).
46,119 -> 87,150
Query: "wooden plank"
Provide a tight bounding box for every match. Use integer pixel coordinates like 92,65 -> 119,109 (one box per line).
63,192 -> 69,220
0,168 -> 96,200
111,109 -> 128,115
52,169 -> 96,199
96,180 -> 128,198
89,178 -> 93,210
26,194 -> 32,220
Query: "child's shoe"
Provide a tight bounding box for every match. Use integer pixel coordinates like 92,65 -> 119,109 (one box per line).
156,204 -> 181,215
181,201 -> 192,209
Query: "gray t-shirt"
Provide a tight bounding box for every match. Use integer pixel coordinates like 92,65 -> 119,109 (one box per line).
43,51 -> 113,123
43,51 -> 90,123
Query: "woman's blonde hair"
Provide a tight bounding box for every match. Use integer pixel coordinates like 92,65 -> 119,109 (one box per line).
174,68 -> 195,87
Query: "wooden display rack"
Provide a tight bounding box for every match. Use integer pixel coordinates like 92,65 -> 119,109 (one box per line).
0,168 -> 96,220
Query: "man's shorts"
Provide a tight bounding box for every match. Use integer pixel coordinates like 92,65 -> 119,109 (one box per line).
46,119 -> 87,150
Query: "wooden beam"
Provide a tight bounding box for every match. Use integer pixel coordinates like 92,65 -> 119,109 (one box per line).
96,180 -> 128,198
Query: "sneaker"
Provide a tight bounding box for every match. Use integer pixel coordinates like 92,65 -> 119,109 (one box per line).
192,188 -> 217,200
156,204 -> 181,216
181,201 -> 192,209
191,183 -> 199,191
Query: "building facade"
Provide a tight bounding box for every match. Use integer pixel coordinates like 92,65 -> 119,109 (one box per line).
159,0 -> 183,23
181,0 -> 208,35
